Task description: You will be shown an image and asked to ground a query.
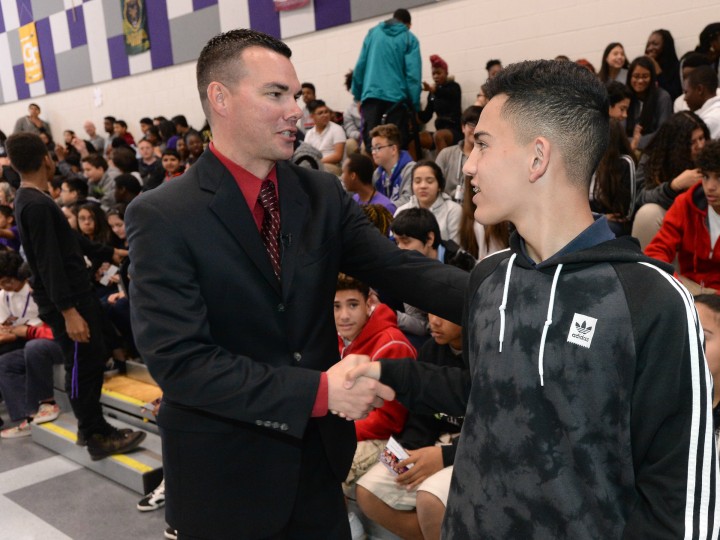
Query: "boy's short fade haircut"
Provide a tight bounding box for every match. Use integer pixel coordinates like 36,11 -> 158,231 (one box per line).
461,105 -> 483,126
393,9 -> 411,25
196,29 -> 292,121
696,139 -> 720,174
412,159 -> 446,191
308,99 -> 326,114
687,65 -> 719,92
81,153 -> 109,171
162,148 -> 181,160
336,272 -> 370,298
140,117 -> 153,126
369,124 -> 401,147
391,208 -> 442,249
113,146 -> 139,173
486,59 -> 502,72
346,153 -> 375,185
63,177 -> 89,198
485,59 -> 609,185
0,250 -> 29,280
5,132 -> 49,173
115,173 -> 142,195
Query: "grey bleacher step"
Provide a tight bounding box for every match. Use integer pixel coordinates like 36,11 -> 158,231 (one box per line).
31,412 -> 163,495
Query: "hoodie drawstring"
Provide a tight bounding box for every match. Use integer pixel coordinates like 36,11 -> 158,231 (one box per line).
498,253 -> 517,352
538,264 -> 563,386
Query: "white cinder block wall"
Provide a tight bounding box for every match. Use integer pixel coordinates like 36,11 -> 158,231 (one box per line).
0,0 -> 717,139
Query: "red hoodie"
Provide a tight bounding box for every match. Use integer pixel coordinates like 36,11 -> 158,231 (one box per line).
645,181 -> 720,291
338,303 -> 416,441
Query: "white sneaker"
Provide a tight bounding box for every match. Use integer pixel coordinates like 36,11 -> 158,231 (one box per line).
348,512 -> 366,540
137,479 -> 165,512
1,420 -> 32,439
32,403 -> 60,424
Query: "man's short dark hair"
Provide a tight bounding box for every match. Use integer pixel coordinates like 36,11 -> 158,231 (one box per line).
301,82 -> 316,93
171,115 -> 189,128
63,177 -> 89,198
687,65 -> 719,93
308,99 -> 326,114
104,116 -> 116,123
682,52 -> 713,71
461,105 -> 483,126
486,59 -> 502,72
696,139 -> 720,175
605,80 -> 633,107
485,59 -> 609,185
391,208 -> 442,249
346,153 -> 374,185
113,146 -> 139,173
196,29 -> 292,120
82,153 -> 109,171
393,9 -> 411,25
5,132 -> 49,173
114,173 -> 142,195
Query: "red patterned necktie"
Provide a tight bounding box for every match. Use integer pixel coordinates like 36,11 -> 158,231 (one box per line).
258,179 -> 281,280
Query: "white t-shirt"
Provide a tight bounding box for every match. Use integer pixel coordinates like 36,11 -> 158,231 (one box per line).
304,122 -> 346,162
0,282 -> 41,326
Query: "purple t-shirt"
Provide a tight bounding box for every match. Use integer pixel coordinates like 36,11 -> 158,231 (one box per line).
353,192 -> 397,215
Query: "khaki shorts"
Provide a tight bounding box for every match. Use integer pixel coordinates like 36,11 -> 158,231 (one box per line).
356,462 -> 454,511
344,439 -> 387,497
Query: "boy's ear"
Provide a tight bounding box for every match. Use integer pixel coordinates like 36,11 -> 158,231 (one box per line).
425,231 -> 436,247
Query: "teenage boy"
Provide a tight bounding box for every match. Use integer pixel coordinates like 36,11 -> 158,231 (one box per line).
357,310 -> 467,540
6,132 -> 145,460
298,82 -> 316,133
60,177 -> 89,205
342,153 -> 396,214
81,154 -> 115,210
370,123 -> 415,207
160,149 -> 184,181
684,66 -> 720,139
347,60 -> 718,537
646,139 -> 720,294
435,106 -> 482,201
304,99 -> 346,175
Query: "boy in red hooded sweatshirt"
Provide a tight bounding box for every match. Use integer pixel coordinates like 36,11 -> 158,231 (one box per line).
334,273 -> 416,492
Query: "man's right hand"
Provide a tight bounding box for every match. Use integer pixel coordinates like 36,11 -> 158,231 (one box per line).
326,354 -> 394,420
62,307 -> 90,342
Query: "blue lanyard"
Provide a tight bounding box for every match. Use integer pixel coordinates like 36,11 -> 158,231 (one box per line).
5,290 -> 31,320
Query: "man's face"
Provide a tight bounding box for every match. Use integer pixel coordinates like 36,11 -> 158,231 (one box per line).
609,98 -> 630,120
140,122 -> 151,134
702,170 -> 720,214
428,313 -> 462,348
312,105 -> 331,130
216,47 -> 302,171
394,234 -> 433,258
103,119 -> 114,134
370,136 -> 396,170
28,104 -> 40,117
162,155 -> 181,174
82,162 -> 104,183
464,94 -> 529,226
301,86 -> 315,105
334,289 -> 370,342
84,122 -> 96,137
60,183 -> 78,204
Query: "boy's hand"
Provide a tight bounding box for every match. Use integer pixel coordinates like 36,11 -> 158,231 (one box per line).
395,446 -> 444,490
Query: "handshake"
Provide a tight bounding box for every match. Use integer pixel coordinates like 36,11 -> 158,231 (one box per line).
326,354 -> 393,420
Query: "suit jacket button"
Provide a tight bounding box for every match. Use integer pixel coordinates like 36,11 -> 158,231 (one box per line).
277,304 -> 285,312
293,352 -> 302,362
272,422 -> 280,429
280,423 -> 289,431
255,420 -> 263,426
264,420 -> 272,427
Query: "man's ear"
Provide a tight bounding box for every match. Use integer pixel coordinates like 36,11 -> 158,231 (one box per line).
529,137 -> 551,183
207,82 -> 228,118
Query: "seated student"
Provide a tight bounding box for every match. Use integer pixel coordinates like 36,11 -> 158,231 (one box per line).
113,120 -> 135,147
645,139 -> 720,294
395,161 -> 462,244
370,124 -> 416,207
0,252 -> 63,437
357,309 -> 467,540
184,131 -> 205,168
0,205 -> 20,251
418,54 -> 462,153
137,138 -> 161,183
694,295 -> 720,442
606,80 -> 632,121
335,273 -> 415,494
342,153 -> 396,214
304,99 -> 346,175
161,149 -> 184,182
435,106 -> 482,203
114,174 -> 142,205
81,154 -> 116,211
60,177 -> 89,206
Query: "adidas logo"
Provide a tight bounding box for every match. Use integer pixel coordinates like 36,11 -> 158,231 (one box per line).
567,313 -> 597,349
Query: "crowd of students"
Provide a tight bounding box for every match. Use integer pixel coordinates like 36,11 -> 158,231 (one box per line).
0,15 -> 718,540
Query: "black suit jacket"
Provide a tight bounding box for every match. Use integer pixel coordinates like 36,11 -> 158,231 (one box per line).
126,151 -> 467,538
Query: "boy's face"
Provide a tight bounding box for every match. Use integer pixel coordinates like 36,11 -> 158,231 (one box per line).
394,234 -> 434,258
697,303 -> 720,384
340,159 -> 358,191
311,106 -> 331,129
701,170 -> 720,213
113,123 -> 126,136
334,289 -> 370,342
370,136 -> 397,170
428,313 -> 462,349
301,87 -> 315,105
60,182 -> 78,204
464,94 -> 530,226
162,155 -> 181,174
82,162 -> 105,183
138,140 -> 154,159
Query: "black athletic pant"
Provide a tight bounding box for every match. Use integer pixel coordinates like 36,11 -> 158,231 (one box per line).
361,98 -> 411,151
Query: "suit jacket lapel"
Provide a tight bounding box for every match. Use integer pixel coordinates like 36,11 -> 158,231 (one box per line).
276,161 -> 309,299
200,152 -> 281,294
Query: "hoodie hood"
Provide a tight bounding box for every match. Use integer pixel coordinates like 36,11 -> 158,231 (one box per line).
340,303 -> 413,360
381,18 -> 408,37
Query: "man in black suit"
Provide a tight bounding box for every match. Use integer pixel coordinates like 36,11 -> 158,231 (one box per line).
126,29 -> 466,539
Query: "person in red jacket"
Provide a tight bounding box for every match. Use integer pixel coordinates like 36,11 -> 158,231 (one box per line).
645,139 -> 720,294
335,273 -> 416,490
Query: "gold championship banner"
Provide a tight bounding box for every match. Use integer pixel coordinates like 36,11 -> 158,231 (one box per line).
19,22 -> 43,84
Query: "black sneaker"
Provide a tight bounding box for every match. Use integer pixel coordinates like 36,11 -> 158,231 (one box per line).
86,428 -> 147,461
76,427 -> 133,447
164,527 -> 177,540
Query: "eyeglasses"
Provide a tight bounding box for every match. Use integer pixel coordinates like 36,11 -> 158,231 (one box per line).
370,144 -> 394,153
